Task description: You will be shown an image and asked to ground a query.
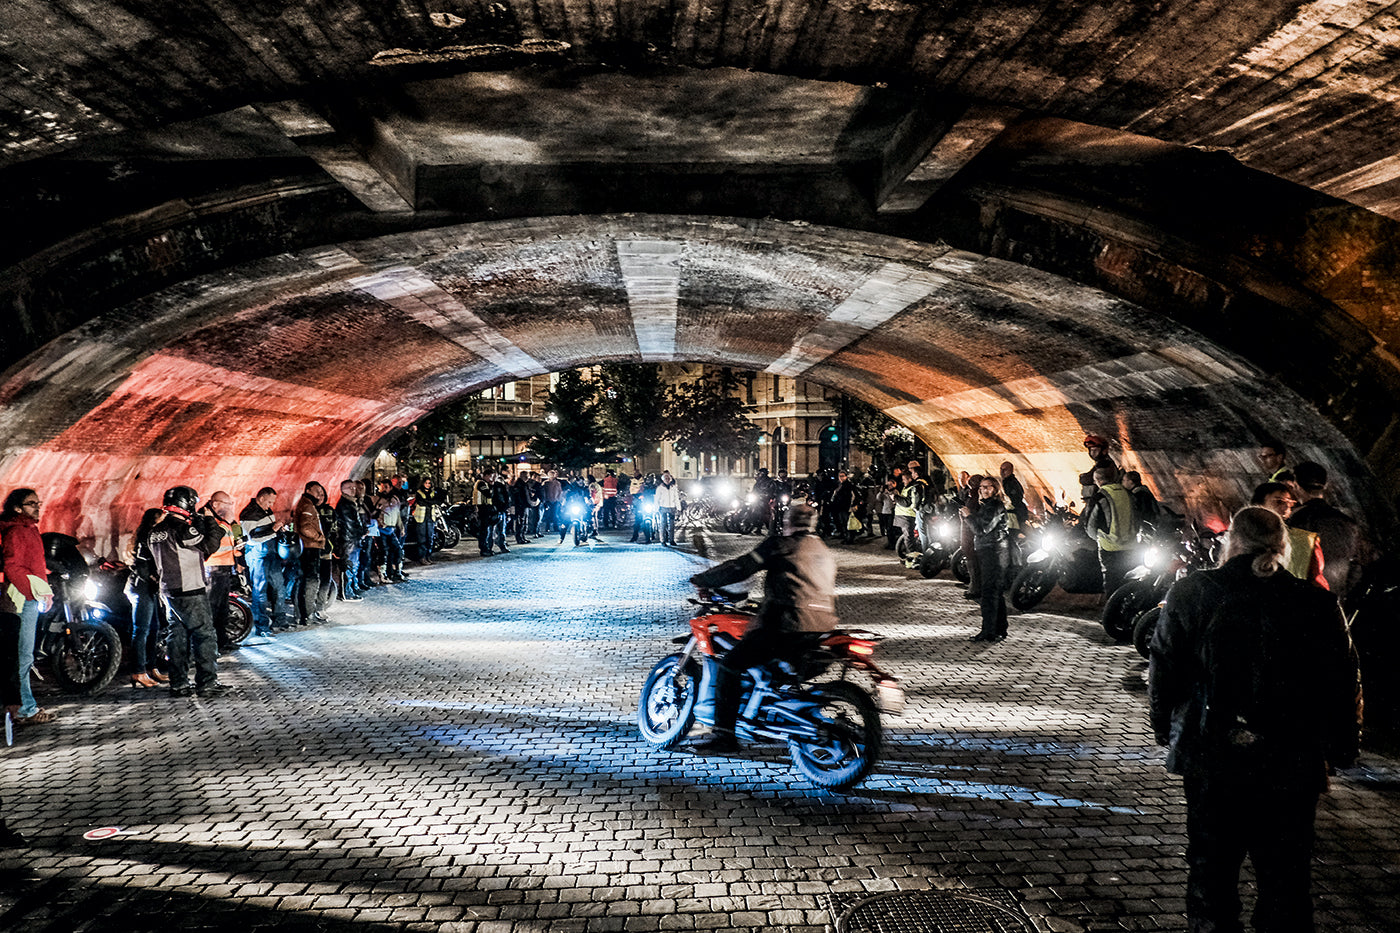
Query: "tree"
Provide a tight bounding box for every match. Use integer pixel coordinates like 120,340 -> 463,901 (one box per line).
664,370 -> 759,470
386,394 -> 480,483
848,398 -> 921,478
528,370 -> 604,469
597,363 -> 668,463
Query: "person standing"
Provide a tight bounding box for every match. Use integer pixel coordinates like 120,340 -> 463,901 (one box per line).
1122,470 -> 1162,533
414,478 -> 442,564
149,486 -> 225,698
999,461 -> 1029,529
293,482 -> 329,625
1084,463 -> 1137,597
334,480 -> 366,602
963,476 -> 1011,643
655,470 -> 681,546
1251,482 -> 1327,590
0,489 -> 56,725
1079,435 -> 1120,501
473,470 -> 497,556
1149,506 -> 1361,933
125,507 -> 171,681
512,472 -> 531,545
239,487 -> 288,638
601,470 -> 619,529
831,470 -> 857,545
489,473 -> 512,553
200,491 -> 242,648
374,480 -> 408,582
1288,461 -> 1362,601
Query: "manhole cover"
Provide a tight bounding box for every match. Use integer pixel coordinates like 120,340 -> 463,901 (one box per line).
834,890 -> 1037,933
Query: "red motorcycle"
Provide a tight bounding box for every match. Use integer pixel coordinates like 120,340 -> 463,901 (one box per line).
637,589 -> 905,790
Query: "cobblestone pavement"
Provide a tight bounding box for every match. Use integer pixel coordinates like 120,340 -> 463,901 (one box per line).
2,530 -> 1397,932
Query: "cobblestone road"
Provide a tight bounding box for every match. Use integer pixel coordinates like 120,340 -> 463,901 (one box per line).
2,530 -> 1397,932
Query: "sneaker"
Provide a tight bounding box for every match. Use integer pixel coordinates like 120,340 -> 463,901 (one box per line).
197,683 -> 230,698
170,684 -> 195,698
241,636 -> 271,646
343,595 -> 363,602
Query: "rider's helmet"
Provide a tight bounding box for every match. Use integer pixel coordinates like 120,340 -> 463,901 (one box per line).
757,467 -> 769,477
784,503 -> 819,535
1083,434 -> 1109,450
162,485 -> 199,512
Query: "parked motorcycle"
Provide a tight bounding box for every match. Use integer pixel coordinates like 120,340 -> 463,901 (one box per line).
34,533 -> 124,695
637,588 -> 905,790
1100,520 -> 1218,643
1009,498 -> 1103,611
433,512 -> 461,550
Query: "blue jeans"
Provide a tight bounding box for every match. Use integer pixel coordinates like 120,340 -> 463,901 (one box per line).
382,530 -> 404,578
244,546 -> 281,635
127,588 -> 158,670
17,599 -> 40,717
340,541 -> 361,598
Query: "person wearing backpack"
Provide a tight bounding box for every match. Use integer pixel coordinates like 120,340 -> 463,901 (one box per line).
1148,506 -> 1361,933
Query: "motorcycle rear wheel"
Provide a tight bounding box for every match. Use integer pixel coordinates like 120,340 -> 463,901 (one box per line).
895,533 -> 915,563
638,654 -> 699,749
1010,566 -> 1056,611
787,681 -> 881,791
53,621 -> 123,695
1101,581 -> 1157,644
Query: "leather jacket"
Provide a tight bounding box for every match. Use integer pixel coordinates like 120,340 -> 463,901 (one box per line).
690,530 -> 837,634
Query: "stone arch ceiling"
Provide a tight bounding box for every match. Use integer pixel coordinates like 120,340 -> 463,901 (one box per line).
2,1 -> 1400,552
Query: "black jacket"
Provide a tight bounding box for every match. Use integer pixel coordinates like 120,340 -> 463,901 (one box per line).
1148,554 -> 1361,786
966,498 -> 1009,551
690,531 -> 837,634
335,496 -> 367,550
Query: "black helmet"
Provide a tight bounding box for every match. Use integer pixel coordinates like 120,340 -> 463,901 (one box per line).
163,485 -> 199,511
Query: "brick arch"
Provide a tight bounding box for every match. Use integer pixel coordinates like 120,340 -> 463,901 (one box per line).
0,214 -> 1367,558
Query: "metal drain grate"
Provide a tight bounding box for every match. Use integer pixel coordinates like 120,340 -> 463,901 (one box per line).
830,889 -> 1037,933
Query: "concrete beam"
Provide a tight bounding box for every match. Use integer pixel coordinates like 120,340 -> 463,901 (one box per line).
877,105 -> 1020,215
256,100 -> 414,213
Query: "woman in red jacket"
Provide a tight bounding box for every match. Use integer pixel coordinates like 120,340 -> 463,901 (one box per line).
0,488 -> 56,726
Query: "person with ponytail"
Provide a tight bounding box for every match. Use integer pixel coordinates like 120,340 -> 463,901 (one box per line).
1148,506 -> 1361,933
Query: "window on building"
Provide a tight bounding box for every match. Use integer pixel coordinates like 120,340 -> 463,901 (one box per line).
772,374 -> 783,402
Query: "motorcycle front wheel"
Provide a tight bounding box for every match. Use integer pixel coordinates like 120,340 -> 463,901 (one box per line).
1101,581 -> 1157,644
53,621 -> 123,695
637,654 -> 699,749
220,595 -> 255,648
918,550 -> 947,579
1133,605 -> 1162,659
951,547 -> 971,584
1010,565 -> 1057,611
438,523 -> 461,550
787,681 -> 881,791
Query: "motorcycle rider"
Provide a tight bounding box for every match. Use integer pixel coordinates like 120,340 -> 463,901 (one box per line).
629,475 -> 657,543
1079,434 -> 1120,501
149,486 -> 226,698
688,502 -> 837,753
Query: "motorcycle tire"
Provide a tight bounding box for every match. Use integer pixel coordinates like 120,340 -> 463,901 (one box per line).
787,681 -> 882,791
918,551 -> 947,579
220,595 -> 255,648
951,548 -> 971,585
1133,605 -> 1162,660
438,524 -> 461,550
1010,566 -> 1056,611
1101,581 -> 1157,644
637,654 -> 700,749
52,621 -> 123,695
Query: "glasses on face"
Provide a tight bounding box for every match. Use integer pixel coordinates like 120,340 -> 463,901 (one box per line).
21,499 -> 40,508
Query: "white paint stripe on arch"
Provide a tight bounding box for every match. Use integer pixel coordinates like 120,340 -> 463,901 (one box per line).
617,240 -> 683,361
766,262 -> 946,377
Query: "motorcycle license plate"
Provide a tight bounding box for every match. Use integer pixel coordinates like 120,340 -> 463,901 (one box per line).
876,681 -> 906,716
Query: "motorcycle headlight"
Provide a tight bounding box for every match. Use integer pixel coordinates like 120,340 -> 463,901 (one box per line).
730,499 -> 739,509
1143,546 -> 1162,569
745,494 -> 755,504
645,502 -> 657,514
939,524 -> 956,542
568,504 -> 582,518
1042,530 -> 1059,549
780,495 -> 789,504
83,579 -> 99,602
716,482 -> 733,499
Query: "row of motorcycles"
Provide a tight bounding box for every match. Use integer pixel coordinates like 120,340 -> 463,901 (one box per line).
895,495 -> 1224,651
33,533 -> 253,695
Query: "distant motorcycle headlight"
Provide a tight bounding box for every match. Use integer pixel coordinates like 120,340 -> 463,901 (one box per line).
645,502 -> 658,514
730,499 -> 740,509
84,579 -> 99,602
780,495 -> 789,504
1143,546 -> 1162,569
568,504 -> 582,518
939,523 -> 956,542
745,494 -> 755,505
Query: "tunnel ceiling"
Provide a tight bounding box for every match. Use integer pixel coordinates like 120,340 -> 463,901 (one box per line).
3,0 -> 1400,550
